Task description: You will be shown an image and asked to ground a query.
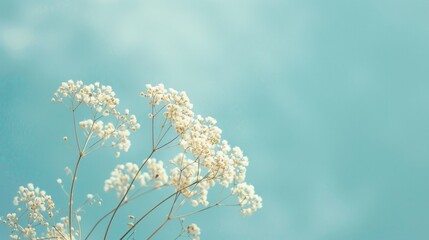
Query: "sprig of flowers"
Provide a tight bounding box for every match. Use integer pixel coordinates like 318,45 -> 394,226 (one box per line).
52,80 -> 140,156
1,81 -> 262,240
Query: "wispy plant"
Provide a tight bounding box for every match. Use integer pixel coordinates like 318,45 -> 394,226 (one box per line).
1,80 -> 262,240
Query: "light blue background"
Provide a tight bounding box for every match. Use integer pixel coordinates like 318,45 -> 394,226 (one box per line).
1,0 -> 429,239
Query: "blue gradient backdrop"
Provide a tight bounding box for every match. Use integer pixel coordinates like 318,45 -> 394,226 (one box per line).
1,0 -> 429,239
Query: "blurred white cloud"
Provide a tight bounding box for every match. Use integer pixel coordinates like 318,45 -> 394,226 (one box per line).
1,25 -> 34,55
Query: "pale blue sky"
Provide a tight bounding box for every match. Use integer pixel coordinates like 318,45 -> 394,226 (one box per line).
1,0 -> 429,239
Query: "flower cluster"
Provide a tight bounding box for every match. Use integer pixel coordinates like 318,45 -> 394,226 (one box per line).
104,162 -> 148,199
79,116 -> 137,153
141,84 -> 194,134
104,159 -> 169,199
146,158 -> 169,188
231,183 -> 263,216
52,80 -> 140,156
169,153 -> 213,207
44,217 -> 76,240
52,80 -> 119,111
1,81 -> 263,240
140,84 -> 262,212
186,223 -> 201,240
0,184 -> 74,240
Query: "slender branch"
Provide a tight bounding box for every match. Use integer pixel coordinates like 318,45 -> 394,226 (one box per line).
155,124 -> 172,147
153,104 -> 167,117
69,153 -> 82,240
151,104 -> 155,149
69,112 -> 96,240
118,176 -> 211,240
84,188 -> 158,240
156,117 -> 168,141
75,212 -> 82,240
103,150 -> 156,240
118,191 -> 176,240
146,218 -> 169,240
157,134 -> 180,150
72,109 -> 81,152
146,191 -> 180,240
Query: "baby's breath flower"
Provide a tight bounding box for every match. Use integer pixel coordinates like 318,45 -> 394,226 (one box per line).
2,81 -> 263,240
231,183 -> 263,216
104,159 -> 168,199
186,223 -> 201,240
147,158 -> 169,188
141,84 -> 262,214
2,184 -> 58,239
53,80 -> 141,156
104,163 -> 148,199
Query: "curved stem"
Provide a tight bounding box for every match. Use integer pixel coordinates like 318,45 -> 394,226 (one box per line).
69,153 -> 83,240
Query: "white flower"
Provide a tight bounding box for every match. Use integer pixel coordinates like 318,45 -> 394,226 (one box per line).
104,159 -> 169,199
147,158 -> 168,188
53,80 -> 141,156
3,184 -> 58,239
169,154 -> 212,207
186,223 -> 201,240
231,183 -> 263,216
104,163 -> 148,199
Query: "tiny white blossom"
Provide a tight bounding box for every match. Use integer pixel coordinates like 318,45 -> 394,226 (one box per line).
65,166 -> 72,175
186,223 -> 201,240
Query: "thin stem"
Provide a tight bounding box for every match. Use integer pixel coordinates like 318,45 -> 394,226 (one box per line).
157,134 -> 180,150
153,104 -> 167,117
84,187 -> 157,240
69,153 -> 83,240
151,104 -> 155,150
146,218 -> 169,240
72,109 -> 81,152
118,192 -> 176,240
103,150 -> 156,240
146,191 -> 180,240
52,225 -> 67,240
118,177 -> 210,240
68,112 -> 96,240
155,124 -> 172,147
156,117 -> 168,140
75,213 -> 82,240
